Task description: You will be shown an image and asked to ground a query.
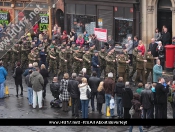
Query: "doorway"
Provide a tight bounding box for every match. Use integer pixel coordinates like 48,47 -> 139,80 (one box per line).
55,9 -> 64,32
157,0 -> 172,42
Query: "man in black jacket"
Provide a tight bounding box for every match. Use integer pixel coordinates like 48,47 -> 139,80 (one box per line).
88,71 -> 100,112
149,38 -> 158,64
155,77 -> 170,119
161,28 -> 170,46
68,73 -> 80,119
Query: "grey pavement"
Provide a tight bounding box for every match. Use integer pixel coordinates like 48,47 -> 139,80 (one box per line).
0,70 -> 174,132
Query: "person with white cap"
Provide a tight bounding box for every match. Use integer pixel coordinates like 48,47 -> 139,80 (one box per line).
103,72 -> 115,118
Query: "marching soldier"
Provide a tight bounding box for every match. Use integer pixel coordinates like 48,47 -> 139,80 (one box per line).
129,46 -> 138,80
48,46 -> 57,76
73,47 -> 83,75
56,44 -> 61,69
33,46 -> 39,64
83,48 -> 91,76
89,44 -> 95,58
46,44 -> 52,67
105,50 -> 116,80
70,42 -> 76,53
117,51 -> 130,82
21,39 -> 30,69
123,46 -> 130,81
66,44 -> 73,75
43,38 -> 49,51
145,49 -> 154,82
28,48 -> 37,65
11,43 -> 21,72
135,50 -> 147,85
99,46 -> 106,77
61,40 -> 67,47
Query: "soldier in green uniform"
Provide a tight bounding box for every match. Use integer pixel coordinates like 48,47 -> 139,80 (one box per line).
33,46 -> 39,64
99,46 -> 106,78
122,46 -> 130,81
110,47 -> 117,80
28,48 -> 37,65
135,50 -> 147,85
11,43 -> 21,72
70,42 -> 76,53
48,46 -> 57,76
73,47 -> 83,75
83,48 -> 91,76
46,44 -> 52,67
21,38 -> 30,69
105,50 -> 116,80
61,40 -> 67,47
145,49 -> 154,82
51,39 -> 56,47
117,51 -> 130,82
89,44 -> 95,58
129,46 -> 138,80
43,38 -> 49,51
38,42 -> 44,51
55,44 -> 61,69
66,44 -> 73,75
58,47 -> 68,78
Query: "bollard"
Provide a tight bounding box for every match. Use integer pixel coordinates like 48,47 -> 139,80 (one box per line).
106,106 -> 110,117
5,86 -> 9,97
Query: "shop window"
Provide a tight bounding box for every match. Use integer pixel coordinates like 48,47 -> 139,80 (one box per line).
67,14 -> 96,36
66,4 -> 75,14
86,5 -> 96,16
115,18 -> 133,44
76,4 -> 85,15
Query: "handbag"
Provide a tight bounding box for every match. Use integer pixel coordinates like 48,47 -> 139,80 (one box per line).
129,105 -> 135,116
12,67 -> 17,78
86,85 -> 91,99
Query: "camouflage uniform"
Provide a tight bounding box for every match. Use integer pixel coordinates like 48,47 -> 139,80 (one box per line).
73,51 -> 83,74
48,49 -> 57,75
124,51 -> 130,81
55,46 -> 61,69
145,53 -> 154,82
99,50 -> 107,77
11,45 -> 21,71
66,48 -> 73,74
58,50 -> 68,77
83,52 -> 92,76
130,48 -> 138,78
2,44 -> 12,71
46,46 -> 51,66
21,43 -> 30,69
79,48 -> 85,70
28,52 -> 37,65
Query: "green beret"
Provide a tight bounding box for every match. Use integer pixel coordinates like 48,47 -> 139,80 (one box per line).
50,45 -> 54,48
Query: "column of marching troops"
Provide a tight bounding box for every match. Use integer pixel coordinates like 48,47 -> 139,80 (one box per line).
1,36 -> 154,84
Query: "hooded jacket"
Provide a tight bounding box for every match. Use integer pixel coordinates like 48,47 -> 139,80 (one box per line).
29,71 -> 44,92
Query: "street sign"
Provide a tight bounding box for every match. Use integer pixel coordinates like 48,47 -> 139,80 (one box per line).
98,18 -> 103,27
39,14 -> 49,31
94,28 -> 107,42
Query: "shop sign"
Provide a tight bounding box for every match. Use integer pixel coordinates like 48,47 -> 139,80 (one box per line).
0,11 -> 9,25
98,18 -> 103,27
94,28 -> 107,42
39,14 -> 49,31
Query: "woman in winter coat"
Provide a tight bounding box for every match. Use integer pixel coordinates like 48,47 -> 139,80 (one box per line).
76,35 -> 84,47
153,59 -> 164,83
137,40 -> 145,56
40,64 -> 49,99
129,93 -> 143,132
61,30 -> 68,44
60,73 -> 70,112
14,62 -> 23,97
79,77 -> 91,119
97,81 -> 105,115
122,82 -> 133,119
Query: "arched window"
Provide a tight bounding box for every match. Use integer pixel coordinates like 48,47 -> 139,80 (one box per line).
158,0 -> 172,9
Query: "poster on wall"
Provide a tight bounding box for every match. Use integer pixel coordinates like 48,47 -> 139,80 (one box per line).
0,11 -> 9,25
94,28 -> 107,42
39,14 -> 49,31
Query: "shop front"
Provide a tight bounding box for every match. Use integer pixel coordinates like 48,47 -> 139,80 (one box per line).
64,0 -> 140,44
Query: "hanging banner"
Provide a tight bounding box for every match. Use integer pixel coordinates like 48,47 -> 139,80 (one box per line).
39,14 -> 49,31
0,11 -> 9,25
94,28 -> 107,42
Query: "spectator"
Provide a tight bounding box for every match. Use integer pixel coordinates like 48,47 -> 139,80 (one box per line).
82,68 -> 89,82
61,30 -> 68,44
14,62 -> 23,98
140,83 -> 154,120
107,35 -> 115,47
76,71 -> 84,84
68,73 -> 80,119
122,82 -> 133,119
40,64 -> 49,99
103,72 -> 115,118
153,59 -> 164,83
149,38 -> 158,64
60,73 -> 70,112
91,34 -> 99,50
115,77 -> 125,119
0,61 -> 7,99
33,22 -> 39,34
136,83 -> 144,95
154,28 -> 161,42
88,71 -> 100,112
157,41 -> 165,70
23,64 -> 35,77
39,48 -> 47,68
161,27 -> 170,46
25,70 -> 33,105
29,66 -> 44,109
78,77 -> 91,119
126,36 -> 133,66
151,83 -> 158,119
76,34 -> 84,48
155,77 -> 170,119
129,93 -> 143,132
169,81 -> 175,119
138,40 -> 145,55
133,35 -> 139,48
92,50 -> 100,78
70,30 -> 75,46
50,77 -> 60,100
172,37 -> 175,45
97,81 -> 105,115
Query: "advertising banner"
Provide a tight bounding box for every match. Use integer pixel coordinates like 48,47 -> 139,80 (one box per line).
39,14 -> 49,31
0,11 -> 9,25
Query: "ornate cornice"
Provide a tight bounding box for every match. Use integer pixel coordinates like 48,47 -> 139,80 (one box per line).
147,6 -> 154,14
